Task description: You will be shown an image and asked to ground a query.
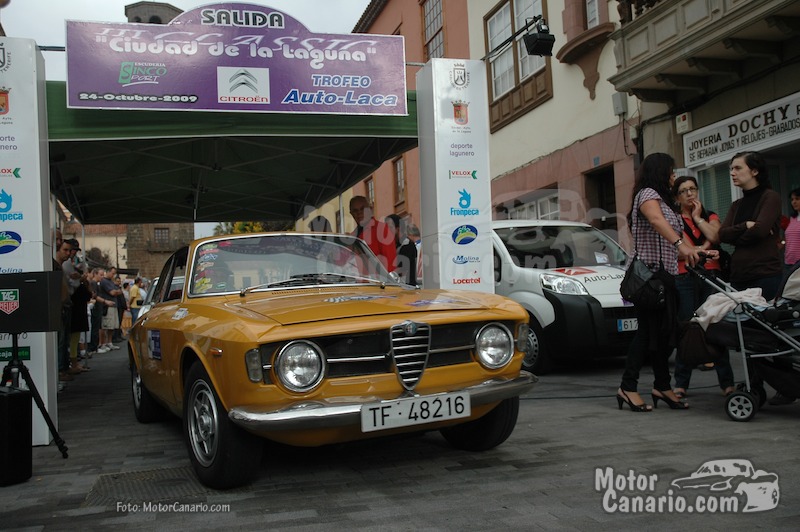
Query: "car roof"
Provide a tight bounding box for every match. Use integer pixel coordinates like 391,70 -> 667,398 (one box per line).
491,220 -> 592,229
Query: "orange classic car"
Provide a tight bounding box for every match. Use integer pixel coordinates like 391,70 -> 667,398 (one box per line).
129,232 -> 535,488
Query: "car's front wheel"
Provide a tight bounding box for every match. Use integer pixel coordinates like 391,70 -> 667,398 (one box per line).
131,356 -> 165,423
523,319 -> 552,375
183,361 -> 262,489
440,397 -> 519,451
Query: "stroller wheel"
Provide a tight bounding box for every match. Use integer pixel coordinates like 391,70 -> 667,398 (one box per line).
725,392 -> 757,422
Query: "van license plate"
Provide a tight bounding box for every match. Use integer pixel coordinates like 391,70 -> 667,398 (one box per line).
617,318 -> 638,332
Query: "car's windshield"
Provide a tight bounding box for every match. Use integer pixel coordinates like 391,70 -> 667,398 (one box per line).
189,233 -> 396,296
495,225 -> 628,269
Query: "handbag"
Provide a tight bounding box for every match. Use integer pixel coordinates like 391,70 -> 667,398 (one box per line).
620,255 -> 666,309
619,194 -> 668,309
676,321 -> 723,365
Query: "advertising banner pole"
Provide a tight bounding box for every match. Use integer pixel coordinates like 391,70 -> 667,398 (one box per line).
416,59 -> 494,293
0,37 -> 57,445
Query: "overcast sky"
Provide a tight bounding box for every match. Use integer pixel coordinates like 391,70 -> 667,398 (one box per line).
1,0 -> 372,237
0,0 -> 372,81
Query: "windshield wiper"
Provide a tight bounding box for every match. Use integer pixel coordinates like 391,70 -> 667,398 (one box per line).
239,273 -> 389,297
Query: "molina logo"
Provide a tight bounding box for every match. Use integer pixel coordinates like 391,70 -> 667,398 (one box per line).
452,224 -> 478,245
452,100 -> 469,125
0,288 -> 19,315
452,255 -> 480,265
450,189 -> 480,217
217,67 -> 270,104
118,62 -> 167,86
0,86 -> 9,115
0,230 -> 21,254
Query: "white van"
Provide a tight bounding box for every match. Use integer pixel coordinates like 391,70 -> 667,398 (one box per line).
492,220 -> 636,373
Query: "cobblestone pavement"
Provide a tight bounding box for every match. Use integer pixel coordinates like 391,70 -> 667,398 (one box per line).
1,347 -> 798,531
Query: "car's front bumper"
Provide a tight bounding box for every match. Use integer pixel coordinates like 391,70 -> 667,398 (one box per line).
228,372 -> 537,431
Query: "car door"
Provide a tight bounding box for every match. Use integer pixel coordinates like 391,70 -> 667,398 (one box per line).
137,248 -> 188,406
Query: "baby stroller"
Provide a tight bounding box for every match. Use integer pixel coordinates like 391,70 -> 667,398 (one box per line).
683,262 -> 800,422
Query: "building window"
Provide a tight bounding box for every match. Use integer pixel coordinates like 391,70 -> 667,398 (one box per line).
366,177 -> 375,208
485,0 -> 552,131
509,192 -> 559,220
154,227 -> 170,246
394,157 -> 406,205
423,0 -> 444,60
585,0 -> 598,29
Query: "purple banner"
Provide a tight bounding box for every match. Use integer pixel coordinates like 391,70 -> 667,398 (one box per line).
66,3 -> 407,115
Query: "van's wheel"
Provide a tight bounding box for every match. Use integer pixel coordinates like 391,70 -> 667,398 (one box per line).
522,320 -> 551,375
440,397 -> 519,451
725,391 -> 757,422
183,361 -> 262,489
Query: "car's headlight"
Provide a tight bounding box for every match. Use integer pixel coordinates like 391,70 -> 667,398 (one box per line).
475,323 -> 514,369
275,341 -> 325,392
540,273 -> 588,295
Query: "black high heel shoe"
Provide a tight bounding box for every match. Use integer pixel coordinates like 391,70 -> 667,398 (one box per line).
616,389 -> 652,412
651,390 -> 689,410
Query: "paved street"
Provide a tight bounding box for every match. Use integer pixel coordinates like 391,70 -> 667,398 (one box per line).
1,347 -> 798,530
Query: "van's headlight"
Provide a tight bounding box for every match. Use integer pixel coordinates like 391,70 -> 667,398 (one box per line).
540,273 -> 588,295
275,341 -> 325,392
475,323 -> 514,369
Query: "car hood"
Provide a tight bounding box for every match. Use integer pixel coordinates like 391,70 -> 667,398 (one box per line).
546,265 -> 627,298
227,286 -> 494,326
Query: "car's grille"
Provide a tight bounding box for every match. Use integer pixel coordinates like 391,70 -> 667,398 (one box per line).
390,321 -> 431,391
260,321 -> 511,386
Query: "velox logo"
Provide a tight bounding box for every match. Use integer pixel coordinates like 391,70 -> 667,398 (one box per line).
0,288 -> 19,315
217,67 -> 270,105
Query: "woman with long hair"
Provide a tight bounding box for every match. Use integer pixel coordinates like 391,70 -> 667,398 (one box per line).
618,153 -> 700,412
719,151 -> 782,300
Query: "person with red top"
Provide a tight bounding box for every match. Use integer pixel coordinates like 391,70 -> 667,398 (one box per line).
782,188 -> 800,275
671,175 -> 735,399
349,195 -> 397,273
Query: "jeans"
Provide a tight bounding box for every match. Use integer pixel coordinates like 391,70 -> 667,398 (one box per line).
58,304 -> 72,372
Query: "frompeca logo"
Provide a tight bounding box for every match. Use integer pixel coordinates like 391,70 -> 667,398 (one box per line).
0,168 -> 21,178
450,189 -> 479,217
0,190 -> 23,222
596,459 -> 779,514
0,230 -> 21,254
451,224 -> 478,245
118,62 -> 167,86
217,67 -> 270,105
0,288 -> 19,315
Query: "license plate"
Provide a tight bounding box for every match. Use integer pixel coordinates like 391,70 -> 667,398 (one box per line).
360,392 -> 471,433
617,318 -> 638,332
